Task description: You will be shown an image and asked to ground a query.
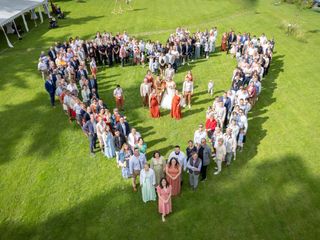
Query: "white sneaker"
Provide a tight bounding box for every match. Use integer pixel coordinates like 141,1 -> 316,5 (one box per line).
214,171 -> 220,175
214,167 -> 218,170
188,104 -> 191,109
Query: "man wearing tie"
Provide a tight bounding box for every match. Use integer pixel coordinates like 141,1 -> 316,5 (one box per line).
45,77 -> 56,107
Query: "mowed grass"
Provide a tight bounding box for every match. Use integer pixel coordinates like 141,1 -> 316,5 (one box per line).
0,0 -> 320,239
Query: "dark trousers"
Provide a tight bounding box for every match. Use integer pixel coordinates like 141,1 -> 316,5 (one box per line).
201,165 -> 208,180
89,133 -> 97,153
49,93 -> 55,106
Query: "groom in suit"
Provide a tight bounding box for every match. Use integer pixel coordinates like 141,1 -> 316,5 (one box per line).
45,77 -> 56,107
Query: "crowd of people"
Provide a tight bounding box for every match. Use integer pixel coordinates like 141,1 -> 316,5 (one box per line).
39,27 -> 274,222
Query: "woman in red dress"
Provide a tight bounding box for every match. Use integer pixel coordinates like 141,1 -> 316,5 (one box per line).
171,90 -> 182,120
221,32 -> 227,51
149,89 -> 160,118
166,157 -> 181,196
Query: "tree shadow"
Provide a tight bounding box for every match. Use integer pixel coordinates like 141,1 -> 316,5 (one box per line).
239,53 -> 284,162
0,93 -> 71,164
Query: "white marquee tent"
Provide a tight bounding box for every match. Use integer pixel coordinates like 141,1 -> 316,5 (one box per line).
0,0 -> 50,48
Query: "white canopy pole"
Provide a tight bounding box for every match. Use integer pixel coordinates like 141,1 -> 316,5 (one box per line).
38,7 -> 43,23
43,1 -> 51,18
22,14 -> 29,32
1,25 -> 14,48
12,20 -> 21,39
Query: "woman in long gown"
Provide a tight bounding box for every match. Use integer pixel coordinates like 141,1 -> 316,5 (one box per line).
166,157 -> 181,196
103,125 -> 115,159
118,143 -> 132,179
157,178 -> 172,222
140,163 -> 157,203
160,79 -> 176,110
149,89 -> 160,118
221,32 -> 227,51
150,151 -> 166,186
171,90 -> 182,120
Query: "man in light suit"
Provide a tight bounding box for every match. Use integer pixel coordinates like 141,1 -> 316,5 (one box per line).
140,78 -> 152,107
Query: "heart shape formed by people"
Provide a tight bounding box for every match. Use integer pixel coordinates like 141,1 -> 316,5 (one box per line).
41,28 -> 274,198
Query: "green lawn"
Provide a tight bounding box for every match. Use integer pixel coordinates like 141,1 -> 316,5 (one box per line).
0,0 -> 320,239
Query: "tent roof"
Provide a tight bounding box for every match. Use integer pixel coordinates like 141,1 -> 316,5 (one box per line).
0,0 -> 45,27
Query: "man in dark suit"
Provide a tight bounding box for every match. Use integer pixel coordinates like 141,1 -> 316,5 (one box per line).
45,77 -> 56,107
48,46 -> 56,61
227,30 -> 236,54
113,129 -> 126,162
96,99 -> 107,113
222,92 -> 232,128
76,65 -> 88,81
116,117 -> 130,137
222,92 -> 232,113
88,76 -> 98,91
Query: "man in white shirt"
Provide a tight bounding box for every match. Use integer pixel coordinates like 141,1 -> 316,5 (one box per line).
238,109 -> 248,133
140,78 -> 152,107
194,124 -> 207,147
168,146 -> 187,171
129,148 -> 147,192
216,101 -> 226,128
113,85 -> 124,111
96,117 -> 107,153
128,128 -> 141,150
182,78 -> 194,109
164,64 -> 175,81
38,59 -> 48,80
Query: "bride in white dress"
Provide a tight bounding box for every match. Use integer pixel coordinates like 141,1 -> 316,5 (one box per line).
160,79 -> 176,110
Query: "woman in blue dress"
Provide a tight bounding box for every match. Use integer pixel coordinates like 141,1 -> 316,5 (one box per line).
118,143 -> 132,179
103,126 -> 115,159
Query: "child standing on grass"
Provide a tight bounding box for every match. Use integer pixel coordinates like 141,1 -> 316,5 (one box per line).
208,80 -> 214,96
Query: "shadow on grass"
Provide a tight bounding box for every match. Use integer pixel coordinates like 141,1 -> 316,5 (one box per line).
0,53 -> 283,164
1,154 -> 319,239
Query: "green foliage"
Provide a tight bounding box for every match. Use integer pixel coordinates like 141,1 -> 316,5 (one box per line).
282,0 -> 314,8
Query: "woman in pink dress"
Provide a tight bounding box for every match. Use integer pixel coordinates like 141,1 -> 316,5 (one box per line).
166,157 -> 181,196
157,178 -> 172,222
